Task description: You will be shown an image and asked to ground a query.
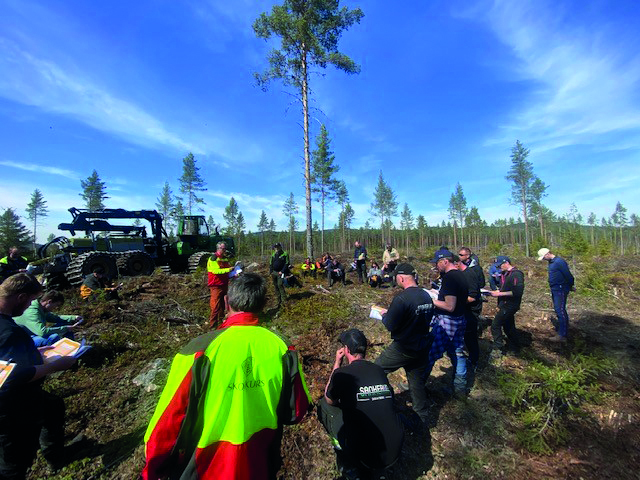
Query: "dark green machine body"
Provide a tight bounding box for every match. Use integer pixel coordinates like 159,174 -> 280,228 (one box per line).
35,208 -> 235,288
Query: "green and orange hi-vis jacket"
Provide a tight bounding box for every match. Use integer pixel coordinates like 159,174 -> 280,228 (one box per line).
142,312 -> 311,480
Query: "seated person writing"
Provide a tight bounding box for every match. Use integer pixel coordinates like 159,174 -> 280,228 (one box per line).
14,290 -> 82,346
367,261 -> 383,288
284,265 -> 303,288
326,257 -> 346,287
80,267 -> 121,300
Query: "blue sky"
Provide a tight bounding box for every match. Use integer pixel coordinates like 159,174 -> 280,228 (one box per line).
1,0 -> 639,243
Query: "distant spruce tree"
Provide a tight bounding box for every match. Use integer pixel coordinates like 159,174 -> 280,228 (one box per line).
370,171 -> 398,246
400,203 -> 414,256
80,169 -> 108,211
155,182 -> 176,232
282,192 -> 299,255
448,183 -> 467,247
257,210 -> 269,256
506,140 -> 536,256
311,124 -> 340,253
25,189 -> 48,253
223,197 -> 240,236
179,152 -> 207,215
0,208 -> 31,255
254,0 -> 364,259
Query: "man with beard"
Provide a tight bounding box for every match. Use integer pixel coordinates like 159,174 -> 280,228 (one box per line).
0,274 -> 78,478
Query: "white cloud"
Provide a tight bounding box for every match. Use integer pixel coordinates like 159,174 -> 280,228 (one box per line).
0,160 -> 80,180
0,38 -> 201,155
477,0 -> 640,152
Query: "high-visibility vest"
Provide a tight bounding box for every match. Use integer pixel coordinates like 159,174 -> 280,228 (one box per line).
143,315 -> 311,480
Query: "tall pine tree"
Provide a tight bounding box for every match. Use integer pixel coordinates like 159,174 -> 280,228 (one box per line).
254,0 -> 363,260
506,140 -> 535,256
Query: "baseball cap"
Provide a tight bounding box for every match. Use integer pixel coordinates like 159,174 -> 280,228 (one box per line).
537,248 -> 550,261
430,248 -> 453,263
273,242 -> 282,248
394,263 -> 416,276
339,328 -> 368,355
494,255 -> 511,267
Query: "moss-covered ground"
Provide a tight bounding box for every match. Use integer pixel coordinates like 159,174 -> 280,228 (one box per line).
26,254 -> 640,479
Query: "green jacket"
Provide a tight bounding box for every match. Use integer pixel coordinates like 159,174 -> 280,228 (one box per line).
13,299 -> 76,338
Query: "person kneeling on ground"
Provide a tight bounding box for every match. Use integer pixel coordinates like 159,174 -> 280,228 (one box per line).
80,268 -> 121,300
300,257 -> 316,278
326,257 -> 346,287
0,274 -> 80,478
14,290 -> 83,347
367,261 -> 383,288
319,329 -> 404,480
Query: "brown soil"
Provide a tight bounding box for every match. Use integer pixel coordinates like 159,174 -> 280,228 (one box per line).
27,255 -> 640,479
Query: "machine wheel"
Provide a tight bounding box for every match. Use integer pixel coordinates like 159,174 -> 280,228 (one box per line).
117,251 -> 155,277
188,252 -> 213,274
66,252 -> 118,286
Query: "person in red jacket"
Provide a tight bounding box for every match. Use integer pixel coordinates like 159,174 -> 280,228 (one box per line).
207,241 -> 233,328
142,273 -> 311,480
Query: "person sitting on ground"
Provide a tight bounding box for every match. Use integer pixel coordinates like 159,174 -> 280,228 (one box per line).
382,243 -> 399,274
315,257 -> 326,275
284,265 -> 303,288
0,246 -> 28,283
326,256 -> 346,287
319,329 -> 404,479
14,290 -> 83,347
367,261 -> 383,288
300,257 -> 316,278
80,267 -> 121,300
0,274 -> 79,477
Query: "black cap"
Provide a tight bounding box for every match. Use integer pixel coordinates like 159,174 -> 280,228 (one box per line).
394,263 -> 416,276
273,242 -> 282,248
494,255 -> 511,267
339,328 -> 368,355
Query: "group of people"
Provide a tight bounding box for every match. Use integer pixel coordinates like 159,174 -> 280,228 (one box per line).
0,240 -> 575,479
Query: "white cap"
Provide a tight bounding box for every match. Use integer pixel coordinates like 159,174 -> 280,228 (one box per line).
537,248 -> 550,261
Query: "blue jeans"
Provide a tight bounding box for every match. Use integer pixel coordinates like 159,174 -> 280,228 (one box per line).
31,334 -> 61,347
551,289 -> 570,337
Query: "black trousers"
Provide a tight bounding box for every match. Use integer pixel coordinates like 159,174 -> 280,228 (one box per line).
464,310 -> 479,367
375,341 -> 431,422
355,260 -> 366,283
491,304 -> 520,351
327,269 -> 345,286
0,390 -> 65,479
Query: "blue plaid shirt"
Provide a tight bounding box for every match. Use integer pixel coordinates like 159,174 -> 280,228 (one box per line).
427,313 -> 466,366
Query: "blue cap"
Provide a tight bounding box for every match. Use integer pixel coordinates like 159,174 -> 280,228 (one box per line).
430,248 -> 453,263
494,255 -> 511,267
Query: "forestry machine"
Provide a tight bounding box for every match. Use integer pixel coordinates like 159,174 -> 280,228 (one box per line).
33,208 -> 235,288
